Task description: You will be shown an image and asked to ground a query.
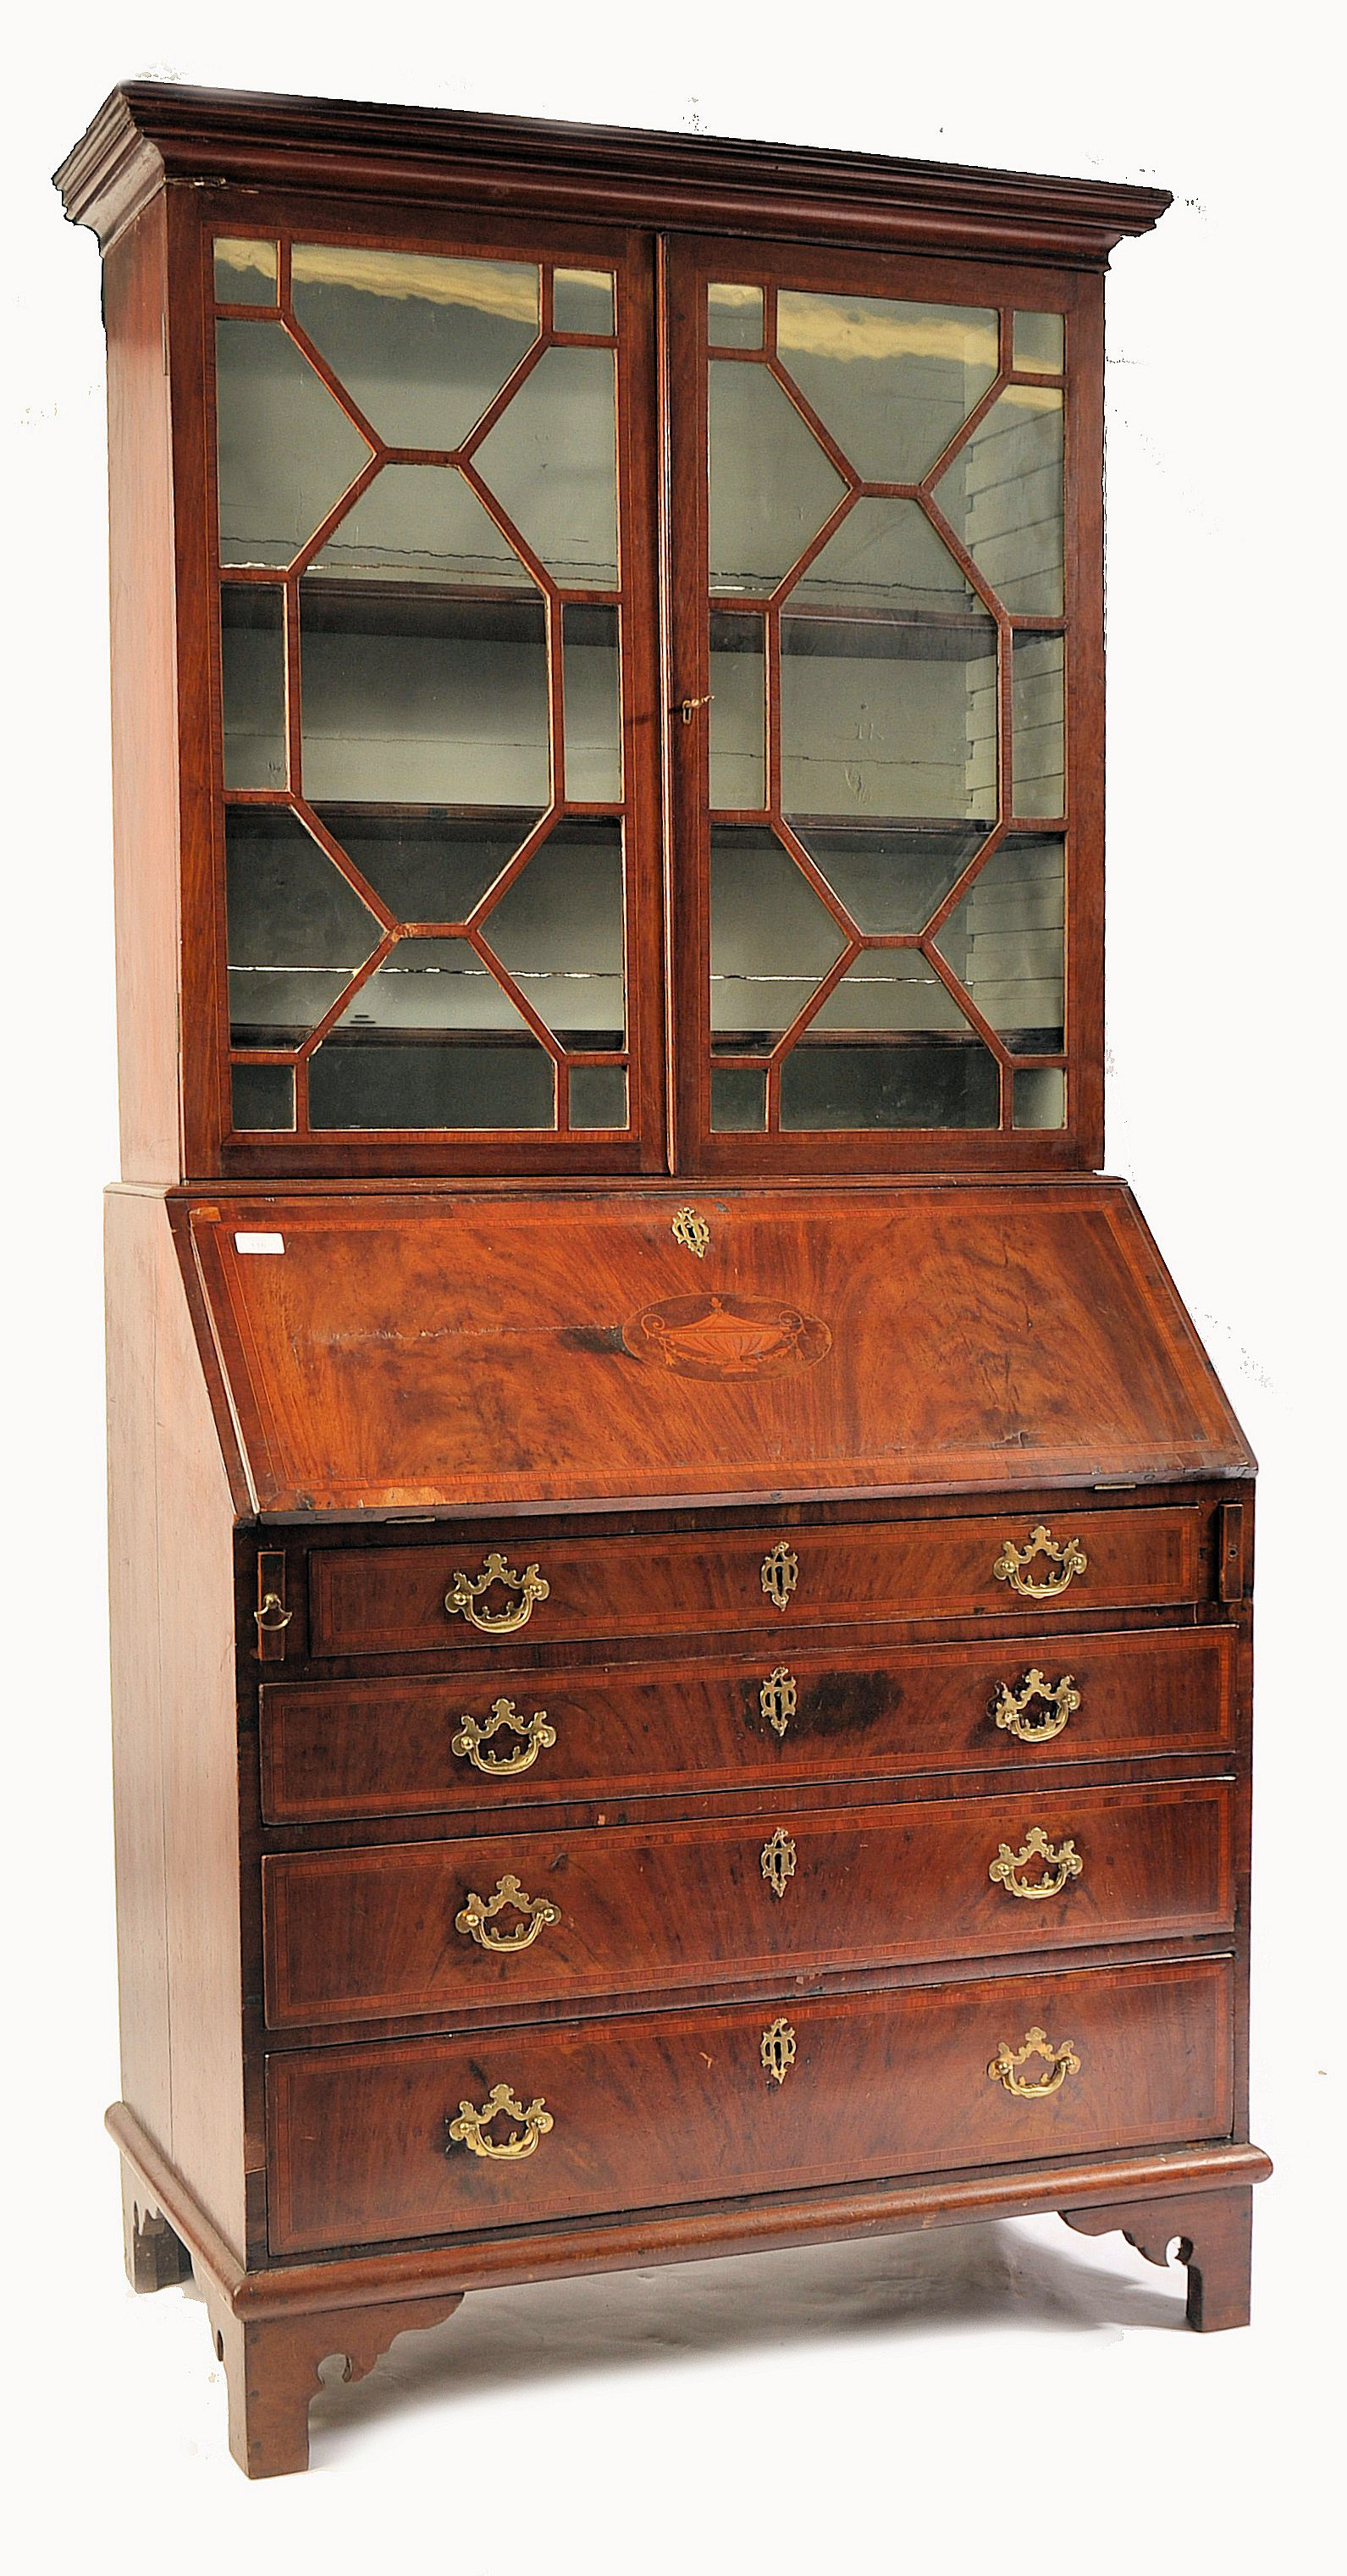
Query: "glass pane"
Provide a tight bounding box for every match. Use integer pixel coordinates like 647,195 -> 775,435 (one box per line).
310,463 -> 535,586
708,283 -> 764,349
482,821 -> 625,1043
563,605 -> 621,799
290,246 -> 539,447
311,1040 -> 555,1130
933,386 -> 1063,614
709,613 -> 765,810
933,837 -> 1064,1052
709,362 -> 846,596
786,825 -> 985,932
809,954 -> 971,1033
776,292 -> 997,483
569,1064 -> 627,1127
230,1061 -> 295,1129
554,269 -> 614,334
1013,1065 -> 1067,1128
781,503 -> 998,823
475,347 -> 618,587
310,934 -> 555,1129
314,807 -> 541,923
215,239 -> 277,306
711,1064 -> 768,1130
300,588 -> 550,804
1013,311 -> 1064,374
215,318 -> 371,568
221,587 -> 286,790
324,935 -> 523,1029
1013,633 -> 1065,818
225,808 -> 381,1043
710,826 -> 847,1044
790,495 -> 981,616
780,1041 -> 998,1129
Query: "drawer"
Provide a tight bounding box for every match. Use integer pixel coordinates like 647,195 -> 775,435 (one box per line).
265,1954 -> 1234,2253
307,1504 -> 1207,1659
262,1777 -> 1234,2027
260,1623 -> 1236,1821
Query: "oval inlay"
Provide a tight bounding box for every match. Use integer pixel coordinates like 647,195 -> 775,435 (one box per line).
621,1293 -> 832,1379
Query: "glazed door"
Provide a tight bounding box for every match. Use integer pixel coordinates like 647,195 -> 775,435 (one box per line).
665,235 -> 1101,1173
209,211 -> 665,1174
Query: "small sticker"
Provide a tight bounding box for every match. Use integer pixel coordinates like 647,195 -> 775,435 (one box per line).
235,1232 -> 285,1255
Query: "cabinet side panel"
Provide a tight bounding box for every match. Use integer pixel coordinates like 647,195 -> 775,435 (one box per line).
104,1190 -> 172,2157
106,1189 -> 246,2256
104,198 -> 183,1181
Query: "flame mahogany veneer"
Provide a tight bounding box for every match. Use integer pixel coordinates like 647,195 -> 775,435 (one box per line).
61,82 -> 1268,2479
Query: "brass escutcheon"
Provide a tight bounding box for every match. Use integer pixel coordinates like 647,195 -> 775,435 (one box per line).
986,2025 -> 1081,2098
455,1873 -> 561,1953
671,1205 -> 710,1258
992,1523 -> 1088,1600
761,1541 -> 799,1611
451,1699 -> 556,1777
446,2084 -> 555,2160
759,1667 -> 798,1738
444,1551 -> 550,1636
760,1827 -> 798,1898
761,2017 -> 797,2085
989,1826 -> 1084,1901
990,1667 -> 1081,1744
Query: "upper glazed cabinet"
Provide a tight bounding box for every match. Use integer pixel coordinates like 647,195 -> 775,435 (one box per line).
75,102 -> 1155,1180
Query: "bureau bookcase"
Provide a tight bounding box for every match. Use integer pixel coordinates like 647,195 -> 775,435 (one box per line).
56,83 -> 1269,2476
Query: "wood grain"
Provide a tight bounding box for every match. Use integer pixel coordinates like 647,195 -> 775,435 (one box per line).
259,1621 -> 1237,1821
262,1778 -> 1235,2026
266,1954 -> 1235,2254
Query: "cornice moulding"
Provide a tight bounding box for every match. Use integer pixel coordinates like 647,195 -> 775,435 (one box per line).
54,81 -> 1172,265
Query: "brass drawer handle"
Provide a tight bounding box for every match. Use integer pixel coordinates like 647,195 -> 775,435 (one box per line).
761,1540 -> 799,1610
986,2025 -> 1081,2099
455,1874 -> 560,1953
761,2017 -> 797,2084
989,1827 -> 1084,1901
760,1828 -> 797,1896
452,1698 -> 556,1777
759,1667 -> 798,1737
446,2084 -> 554,2161
444,1550 -> 550,1635
990,1667 -> 1080,1743
254,1591 -> 293,1634
993,1523 -> 1087,1600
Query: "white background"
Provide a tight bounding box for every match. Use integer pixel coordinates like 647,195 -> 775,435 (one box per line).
6,3 -> 1340,2564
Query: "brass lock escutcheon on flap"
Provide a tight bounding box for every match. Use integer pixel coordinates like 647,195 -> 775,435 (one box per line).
761,1541 -> 799,1611
986,2026 -> 1081,2099
992,1523 -> 1087,1600
988,1827 -> 1084,1901
451,1699 -> 556,1777
455,1874 -> 561,1953
444,1550 -> 549,1635
760,1828 -> 798,1898
446,2085 -> 555,2160
760,2017 -> 797,2085
759,1667 -> 798,1738
990,1667 -> 1081,1744
671,1205 -> 710,1258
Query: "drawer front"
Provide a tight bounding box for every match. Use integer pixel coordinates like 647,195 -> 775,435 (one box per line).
260,1624 -> 1236,1822
308,1506 -> 1206,1658
262,1779 -> 1234,2027
266,1955 -> 1234,2253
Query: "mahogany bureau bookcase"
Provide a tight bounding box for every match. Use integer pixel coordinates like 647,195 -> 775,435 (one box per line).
55,82 -> 1270,2476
